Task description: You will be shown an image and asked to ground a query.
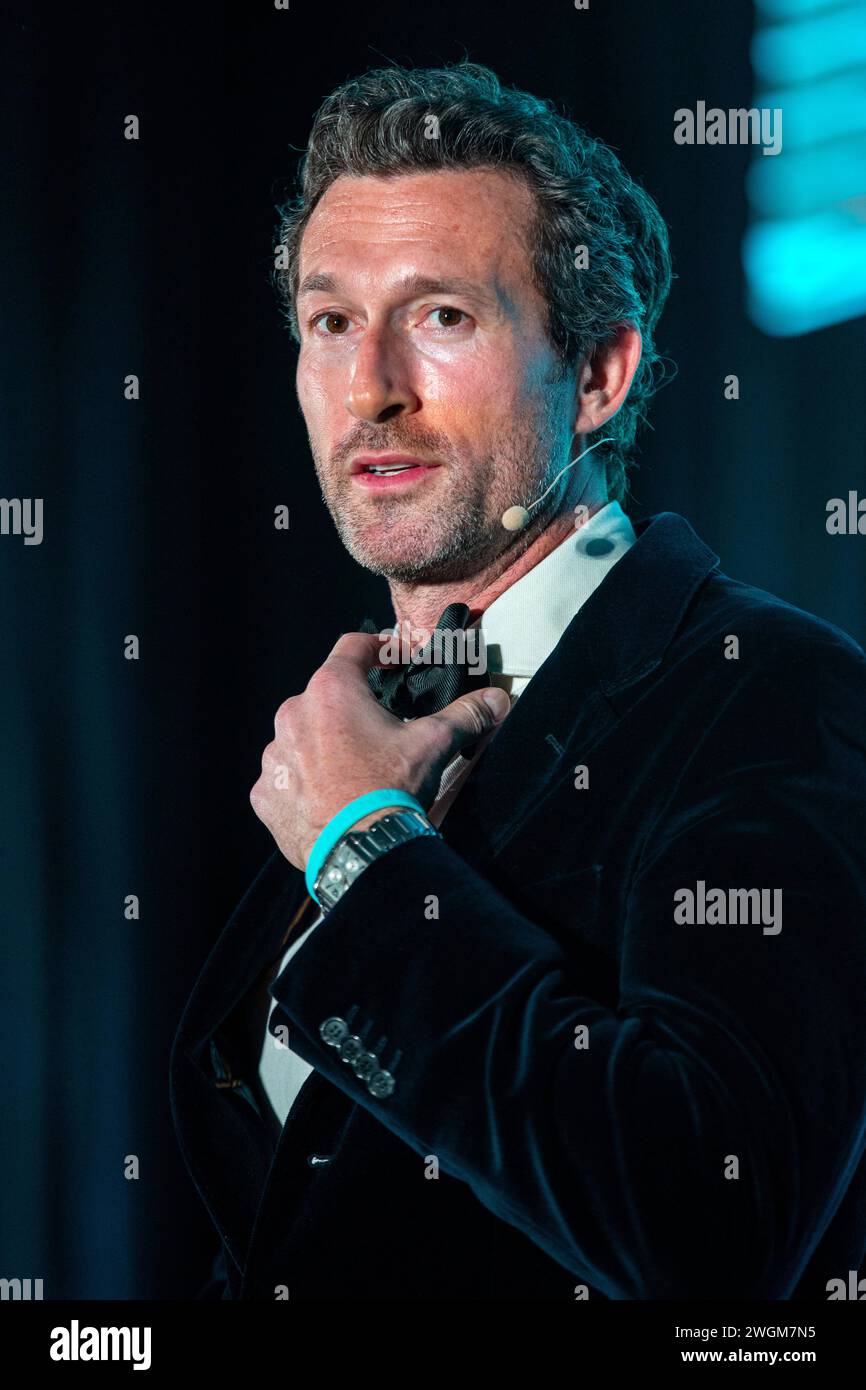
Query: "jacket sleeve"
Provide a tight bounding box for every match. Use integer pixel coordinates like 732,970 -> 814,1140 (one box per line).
269,637 -> 866,1299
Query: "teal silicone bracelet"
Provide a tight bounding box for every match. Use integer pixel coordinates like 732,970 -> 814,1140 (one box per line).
305,788 -> 425,899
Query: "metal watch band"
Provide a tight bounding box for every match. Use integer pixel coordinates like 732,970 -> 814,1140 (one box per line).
313,808 -> 440,911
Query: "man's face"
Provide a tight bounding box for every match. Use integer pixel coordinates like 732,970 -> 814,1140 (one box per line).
295,167 -> 577,583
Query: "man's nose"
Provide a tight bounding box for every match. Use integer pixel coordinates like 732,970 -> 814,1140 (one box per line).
345,329 -> 420,422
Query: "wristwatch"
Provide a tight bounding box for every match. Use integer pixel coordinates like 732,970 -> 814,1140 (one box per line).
313,808 -> 441,912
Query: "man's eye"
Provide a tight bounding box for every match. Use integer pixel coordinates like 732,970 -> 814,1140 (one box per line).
427,306 -> 468,329
310,307 -> 469,335
312,313 -> 350,335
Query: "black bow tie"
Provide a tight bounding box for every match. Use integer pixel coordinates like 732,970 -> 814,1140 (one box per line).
359,602 -> 492,737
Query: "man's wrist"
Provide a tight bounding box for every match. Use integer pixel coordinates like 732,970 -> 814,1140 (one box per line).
312,808 -> 441,911
304,789 -> 427,898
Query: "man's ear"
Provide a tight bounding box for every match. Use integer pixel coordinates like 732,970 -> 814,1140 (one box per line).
573,324 -> 643,435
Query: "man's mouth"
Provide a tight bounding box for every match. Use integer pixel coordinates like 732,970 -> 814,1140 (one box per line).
349,454 -> 442,490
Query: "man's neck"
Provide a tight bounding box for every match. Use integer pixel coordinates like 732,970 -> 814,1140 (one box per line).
389,494 -> 611,635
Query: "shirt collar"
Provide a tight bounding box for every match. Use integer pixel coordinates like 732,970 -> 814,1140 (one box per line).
479,500 -> 637,680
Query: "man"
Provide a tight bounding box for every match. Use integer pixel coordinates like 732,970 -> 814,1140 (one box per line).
170,62 -> 866,1300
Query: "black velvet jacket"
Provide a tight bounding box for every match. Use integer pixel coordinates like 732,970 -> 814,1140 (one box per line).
170,511 -> 866,1300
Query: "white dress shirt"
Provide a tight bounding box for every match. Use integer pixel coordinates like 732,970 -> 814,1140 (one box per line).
257,501 -> 636,1127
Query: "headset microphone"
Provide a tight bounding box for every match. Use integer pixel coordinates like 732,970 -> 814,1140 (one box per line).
501,437 -> 614,532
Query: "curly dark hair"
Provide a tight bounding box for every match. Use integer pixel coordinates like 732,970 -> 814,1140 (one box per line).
274,61 -> 673,504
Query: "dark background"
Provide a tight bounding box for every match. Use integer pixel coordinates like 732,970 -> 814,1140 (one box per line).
1,1 -> 863,1298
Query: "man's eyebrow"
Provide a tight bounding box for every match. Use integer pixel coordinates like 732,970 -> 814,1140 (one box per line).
297,271 -> 499,305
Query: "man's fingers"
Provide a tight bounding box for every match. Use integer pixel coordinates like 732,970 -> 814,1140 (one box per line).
317,633 -> 512,763
422,687 -> 511,758
322,629 -> 394,677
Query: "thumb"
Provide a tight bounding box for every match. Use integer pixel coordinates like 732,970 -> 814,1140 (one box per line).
426,685 -> 512,757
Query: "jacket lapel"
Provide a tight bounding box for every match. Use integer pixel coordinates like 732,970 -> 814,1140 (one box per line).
442,512 -> 720,864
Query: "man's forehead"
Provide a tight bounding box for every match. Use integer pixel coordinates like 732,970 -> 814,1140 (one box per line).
307,166 -> 534,219
297,168 -> 536,285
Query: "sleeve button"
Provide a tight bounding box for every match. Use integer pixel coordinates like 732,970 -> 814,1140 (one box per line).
338,1034 -> 365,1065
319,1016 -> 349,1046
352,1051 -> 379,1081
368,1069 -> 396,1099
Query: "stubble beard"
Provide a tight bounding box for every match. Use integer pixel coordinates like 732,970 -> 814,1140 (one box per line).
311,419 -> 569,585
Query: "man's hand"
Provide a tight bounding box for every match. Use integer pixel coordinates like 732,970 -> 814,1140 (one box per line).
249,631 -> 511,870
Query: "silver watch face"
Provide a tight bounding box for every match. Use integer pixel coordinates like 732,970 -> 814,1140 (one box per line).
318,867 -> 349,906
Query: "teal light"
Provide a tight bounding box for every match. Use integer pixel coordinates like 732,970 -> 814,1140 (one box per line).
744,210 -> 866,334
756,0 -> 857,16
748,134 -> 866,217
755,72 -> 866,151
744,0 -> 866,335
752,5 -> 866,84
